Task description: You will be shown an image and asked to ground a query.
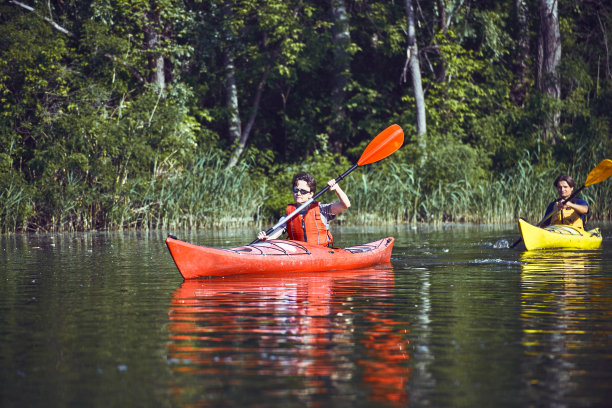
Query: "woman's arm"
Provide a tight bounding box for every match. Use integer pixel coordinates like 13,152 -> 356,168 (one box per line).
327,179 -> 351,215
561,199 -> 588,215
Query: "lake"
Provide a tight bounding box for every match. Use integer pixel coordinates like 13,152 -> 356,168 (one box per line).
1,224 -> 611,407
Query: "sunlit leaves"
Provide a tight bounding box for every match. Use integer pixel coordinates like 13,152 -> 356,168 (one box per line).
0,0 -> 611,229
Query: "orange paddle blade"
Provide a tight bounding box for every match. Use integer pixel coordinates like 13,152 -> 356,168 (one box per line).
585,159 -> 612,186
357,124 -> 404,166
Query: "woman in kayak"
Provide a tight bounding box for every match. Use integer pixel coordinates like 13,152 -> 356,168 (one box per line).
257,172 -> 351,245
541,174 -> 589,228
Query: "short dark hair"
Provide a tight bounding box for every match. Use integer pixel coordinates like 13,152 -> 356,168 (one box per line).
554,174 -> 575,188
292,172 -> 316,192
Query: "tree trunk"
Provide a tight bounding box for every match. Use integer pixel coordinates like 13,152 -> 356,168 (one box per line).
433,0 -> 448,82
404,0 -> 427,167
329,0 -> 351,153
143,10 -> 165,92
537,0 -> 561,99
436,0 -> 448,35
537,0 -> 561,141
224,50 -> 242,146
510,0 -> 530,106
227,64 -> 272,168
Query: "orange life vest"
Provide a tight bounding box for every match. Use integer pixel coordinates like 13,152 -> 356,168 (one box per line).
550,207 -> 584,229
286,202 -> 333,246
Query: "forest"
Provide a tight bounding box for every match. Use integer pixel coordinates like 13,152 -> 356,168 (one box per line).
1,0 -> 611,232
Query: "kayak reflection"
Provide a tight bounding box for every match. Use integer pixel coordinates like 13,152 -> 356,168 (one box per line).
520,250 -> 605,401
519,249 -> 599,273
167,266 -> 411,407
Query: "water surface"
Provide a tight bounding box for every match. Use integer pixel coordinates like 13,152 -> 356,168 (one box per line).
1,225 -> 611,407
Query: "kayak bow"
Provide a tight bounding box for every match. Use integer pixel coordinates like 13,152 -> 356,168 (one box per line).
166,236 -> 395,279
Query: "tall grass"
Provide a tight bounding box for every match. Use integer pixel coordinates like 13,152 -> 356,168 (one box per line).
114,152 -> 267,230
151,153 -> 266,229
3,152 -> 611,233
0,175 -> 32,233
342,157 -> 612,225
5,153 -> 266,232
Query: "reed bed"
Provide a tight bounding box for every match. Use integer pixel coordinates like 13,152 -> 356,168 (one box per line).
6,153 -> 267,232
3,153 -> 612,233
342,158 -> 612,225
0,175 -> 32,233
122,153 -> 266,230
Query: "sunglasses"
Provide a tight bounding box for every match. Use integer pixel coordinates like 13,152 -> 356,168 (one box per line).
292,187 -> 311,195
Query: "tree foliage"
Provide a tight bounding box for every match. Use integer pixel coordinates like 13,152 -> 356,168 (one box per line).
0,0 -> 610,231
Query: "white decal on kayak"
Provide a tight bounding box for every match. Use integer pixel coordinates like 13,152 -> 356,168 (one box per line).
276,243 -> 298,253
547,226 -> 581,235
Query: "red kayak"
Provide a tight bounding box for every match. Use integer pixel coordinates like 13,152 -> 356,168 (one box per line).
165,235 -> 394,279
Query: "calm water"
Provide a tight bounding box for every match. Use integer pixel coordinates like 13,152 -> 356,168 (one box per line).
1,225 -> 611,407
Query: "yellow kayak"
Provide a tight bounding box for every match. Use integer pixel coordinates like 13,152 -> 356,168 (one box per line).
518,218 -> 602,250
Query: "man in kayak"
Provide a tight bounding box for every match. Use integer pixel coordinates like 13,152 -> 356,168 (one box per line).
257,172 -> 351,245
541,174 -> 589,228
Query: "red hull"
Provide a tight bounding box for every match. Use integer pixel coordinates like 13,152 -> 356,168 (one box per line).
165,236 -> 395,279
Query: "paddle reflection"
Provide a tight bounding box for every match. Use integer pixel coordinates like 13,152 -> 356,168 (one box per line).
167,267 -> 411,407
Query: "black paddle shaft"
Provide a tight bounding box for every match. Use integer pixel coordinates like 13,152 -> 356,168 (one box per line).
252,164 -> 359,244
509,184 -> 586,249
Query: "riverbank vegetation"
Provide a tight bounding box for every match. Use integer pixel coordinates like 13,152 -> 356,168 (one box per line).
1,0 -> 610,232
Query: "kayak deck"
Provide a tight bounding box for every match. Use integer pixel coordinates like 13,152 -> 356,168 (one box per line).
166,236 -> 395,279
218,240 -> 386,256
518,218 -> 602,250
